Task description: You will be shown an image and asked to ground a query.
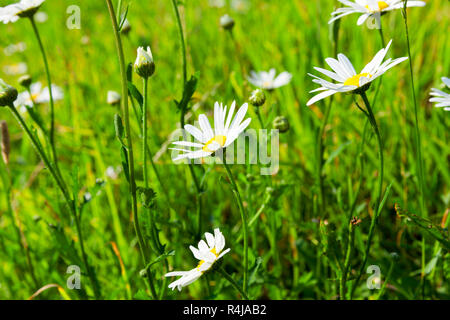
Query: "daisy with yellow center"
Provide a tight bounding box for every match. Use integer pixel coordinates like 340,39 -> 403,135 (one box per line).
171,101 -> 251,161
165,228 -> 230,291
14,82 -> 64,112
248,69 -> 292,90
329,0 -> 426,26
306,40 -> 407,106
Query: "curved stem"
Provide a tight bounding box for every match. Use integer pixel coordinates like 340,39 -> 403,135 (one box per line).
171,0 -> 187,85
105,0 -> 157,299
218,267 -> 249,300
29,17 -> 65,187
223,157 -> 248,294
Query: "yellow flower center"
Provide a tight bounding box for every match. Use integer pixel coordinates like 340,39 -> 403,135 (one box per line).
263,81 -> 272,88
365,1 -> 389,13
202,135 -> 226,152
196,248 -> 220,272
31,93 -> 39,101
344,73 -> 372,87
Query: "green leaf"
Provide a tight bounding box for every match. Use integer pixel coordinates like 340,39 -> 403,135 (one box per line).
128,81 -> 143,109
143,250 -> 175,271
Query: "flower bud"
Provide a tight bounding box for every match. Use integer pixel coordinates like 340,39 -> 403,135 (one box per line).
139,269 -> 148,278
18,74 -> 32,88
120,18 -> 131,36
134,46 -> 155,79
1,120 -> 10,165
0,79 -> 18,107
107,90 -> 121,106
220,14 -> 235,30
273,116 -> 290,133
249,89 -> 266,107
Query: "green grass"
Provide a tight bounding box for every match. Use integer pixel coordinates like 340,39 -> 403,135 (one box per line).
0,0 -> 449,300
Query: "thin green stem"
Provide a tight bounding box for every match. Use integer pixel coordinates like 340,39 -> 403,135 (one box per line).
340,222 -> 355,300
142,77 -> 149,188
402,1 -> 426,296
351,91 -> 385,298
105,0 -> 157,300
218,267 -> 249,300
28,16 -> 65,187
171,0 -> 203,237
223,157 -> 248,294
171,0 -> 187,85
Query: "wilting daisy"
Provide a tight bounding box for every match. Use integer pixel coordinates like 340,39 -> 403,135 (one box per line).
429,77 -> 450,111
329,0 -> 426,25
171,101 -> 251,161
0,0 -> 45,24
14,82 -> 63,110
248,69 -> 292,90
306,40 -> 407,106
165,228 -> 230,291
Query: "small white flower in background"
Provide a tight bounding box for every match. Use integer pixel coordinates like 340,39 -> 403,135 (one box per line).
3,42 -> 27,56
208,0 -> 225,8
329,0 -> 426,25
14,82 -> 63,111
306,40 -> 407,106
0,0 -> 45,24
165,228 -> 230,291
34,11 -> 47,23
231,0 -> 250,13
107,90 -> 121,106
429,77 -> 450,111
2,62 -> 27,76
248,69 -> 292,90
171,101 -> 251,161
106,166 -> 122,180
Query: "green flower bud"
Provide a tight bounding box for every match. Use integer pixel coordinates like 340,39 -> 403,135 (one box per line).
249,89 -> 266,107
220,14 -> 235,30
0,79 -> 18,107
273,116 -> 290,133
120,19 -> 131,36
134,46 -> 155,79
139,269 -> 148,278
18,74 -> 32,88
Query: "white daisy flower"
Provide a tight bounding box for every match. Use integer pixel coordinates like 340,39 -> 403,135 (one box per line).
165,228 -> 230,292
171,101 -> 251,161
14,82 -> 63,110
0,0 -> 45,24
107,90 -> 121,106
429,77 -> 450,111
2,62 -> 27,76
329,0 -> 426,25
306,40 -> 407,106
3,42 -> 27,56
248,69 -> 292,90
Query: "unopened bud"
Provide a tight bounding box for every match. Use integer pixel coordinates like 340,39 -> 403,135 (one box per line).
18,75 -> 32,88
139,269 -> 148,278
249,89 -> 266,107
273,116 -> 290,133
1,120 -> 10,165
120,18 -> 131,36
0,79 -> 18,107
107,90 -> 121,106
134,46 -> 155,79
220,14 -> 235,30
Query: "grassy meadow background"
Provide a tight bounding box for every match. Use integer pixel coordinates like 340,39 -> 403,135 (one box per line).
0,0 -> 449,300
